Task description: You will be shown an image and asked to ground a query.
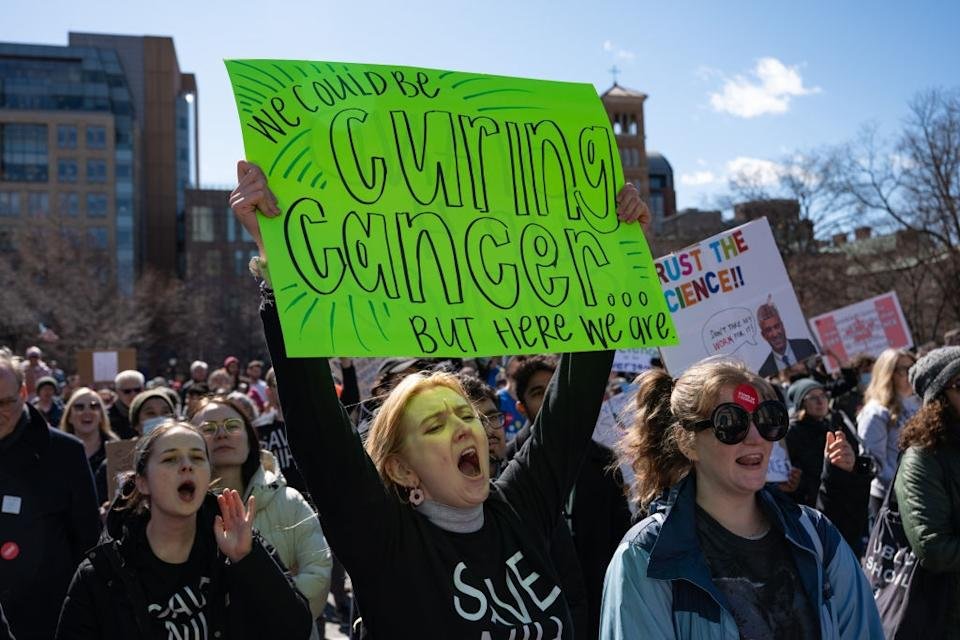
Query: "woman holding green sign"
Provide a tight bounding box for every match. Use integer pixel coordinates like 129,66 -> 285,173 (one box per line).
231,160 -> 648,638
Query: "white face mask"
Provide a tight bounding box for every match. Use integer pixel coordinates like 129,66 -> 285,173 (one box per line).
141,416 -> 171,435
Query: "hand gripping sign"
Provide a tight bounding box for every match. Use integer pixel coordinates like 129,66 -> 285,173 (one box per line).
226,60 -> 676,357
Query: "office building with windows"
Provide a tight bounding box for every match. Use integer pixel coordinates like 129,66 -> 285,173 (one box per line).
0,33 -> 196,294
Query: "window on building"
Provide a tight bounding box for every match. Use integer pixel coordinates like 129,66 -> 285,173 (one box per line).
205,250 -> 221,277
86,158 -> 107,183
58,192 -> 79,217
628,115 -> 638,136
649,176 -> 664,190
0,230 -> 12,252
86,125 -> 107,149
226,207 -> 237,242
234,249 -> 246,276
58,159 -> 78,183
87,226 -> 109,250
0,191 -> 20,216
1,123 -> 49,182
115,162 -> 131,179
57,124 -> 77,149
612,114 -> 622,135
86,192 -> 109,217
649,193 -> 665,219
26,192 -> 49,216
192,206 -> 215,242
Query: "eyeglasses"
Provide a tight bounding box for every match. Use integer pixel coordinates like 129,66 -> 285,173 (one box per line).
119,387 -> 143,395
480,412 -> 506,429
689,400 -> 789,445
197,418 -> 245,436
804,392 -> 828,403
73,401 -> 102,412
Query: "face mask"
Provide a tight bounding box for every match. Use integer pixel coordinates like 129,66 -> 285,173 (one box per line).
860,373 -> 872,387
141,415 -> 171,435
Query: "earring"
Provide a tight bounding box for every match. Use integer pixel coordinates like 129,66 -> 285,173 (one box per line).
408,486 -> 424,506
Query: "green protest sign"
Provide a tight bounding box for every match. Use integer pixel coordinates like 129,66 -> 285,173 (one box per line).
226,59 -> 676,356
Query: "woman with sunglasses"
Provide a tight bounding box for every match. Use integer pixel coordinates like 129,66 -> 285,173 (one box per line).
190,395 -> 332,636
59,387 -> 119,504
857,348 -> 919,519
601,358 -> 881,639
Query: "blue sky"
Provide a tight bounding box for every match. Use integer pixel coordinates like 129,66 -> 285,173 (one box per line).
3,0 -> 957,210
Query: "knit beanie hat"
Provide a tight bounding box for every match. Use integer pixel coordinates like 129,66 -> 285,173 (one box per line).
787,377 -> 824,408
128,388 -> 176,426
909,346 -> 960,405
35,376 -> 58,394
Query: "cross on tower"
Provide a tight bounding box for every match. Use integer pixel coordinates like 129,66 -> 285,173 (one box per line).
609,65 -> 620,85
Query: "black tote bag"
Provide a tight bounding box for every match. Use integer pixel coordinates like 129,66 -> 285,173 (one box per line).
861,464 -> 950,639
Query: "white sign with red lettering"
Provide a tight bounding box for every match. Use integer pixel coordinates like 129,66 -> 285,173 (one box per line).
808,291 -> 913,371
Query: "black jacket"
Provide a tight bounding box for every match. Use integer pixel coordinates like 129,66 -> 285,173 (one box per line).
758,338 -> 818,377
56,493 -> 313,640
784,410 -> 872,555
262,296 -> 615,639
107,402 -> 137,440
0,404 -> 100,640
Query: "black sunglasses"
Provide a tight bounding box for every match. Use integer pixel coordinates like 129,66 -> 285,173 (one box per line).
688,400 -> 789,445
120,387 -> 142,394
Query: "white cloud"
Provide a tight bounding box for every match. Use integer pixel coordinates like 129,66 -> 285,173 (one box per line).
726,157 -> 783,185
680,171 -> 717,186
603,39 -> 636,63
709,57 -> 820,118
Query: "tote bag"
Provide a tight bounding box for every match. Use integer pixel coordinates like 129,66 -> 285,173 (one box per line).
862,464 -> 949,639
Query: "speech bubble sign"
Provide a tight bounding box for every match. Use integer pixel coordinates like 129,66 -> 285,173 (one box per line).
701,307 -> 758,357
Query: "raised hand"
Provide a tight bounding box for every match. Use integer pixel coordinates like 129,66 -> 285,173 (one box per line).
229,161 -> 280,257
777,465 -> 802,493
825,431 -> 855,472
214,489 -> 256,563
615,183 -> 652,229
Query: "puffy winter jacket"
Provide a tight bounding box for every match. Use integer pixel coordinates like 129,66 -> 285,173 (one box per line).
600,474 -> 882,639
244,450 -> 332,619
895,441 -> 960,635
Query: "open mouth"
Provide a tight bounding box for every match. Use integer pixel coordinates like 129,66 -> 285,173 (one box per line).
177,480 -> 197,502
736,453 -> 764,468
457,447 -> 482,478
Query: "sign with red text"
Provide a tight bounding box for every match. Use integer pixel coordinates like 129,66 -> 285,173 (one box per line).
809,291 -> 913,371
655,218 -> 817,377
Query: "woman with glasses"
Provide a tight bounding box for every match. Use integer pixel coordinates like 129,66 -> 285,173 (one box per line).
894,347 -> 960,635
601,358 -> 880,638
857,348 -> 919,519
190,395 -> 331,635
59,387 -> 119,504
784,378 -> 873,556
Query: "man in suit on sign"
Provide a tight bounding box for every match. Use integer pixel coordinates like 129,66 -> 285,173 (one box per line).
757,296 -> 818,378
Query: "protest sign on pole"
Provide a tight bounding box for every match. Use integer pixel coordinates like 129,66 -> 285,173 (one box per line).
226,59 -> 676,357
77,348 -> 137,386
655,218 -> 818,377
809,291 -> 914,371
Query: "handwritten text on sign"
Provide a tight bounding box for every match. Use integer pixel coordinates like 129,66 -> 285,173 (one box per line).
226,60 -> 676,356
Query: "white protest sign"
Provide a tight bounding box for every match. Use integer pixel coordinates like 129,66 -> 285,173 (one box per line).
809,291 -> 913,372
655,218 -> 818,377
766,440 -> 791,483
92,351 -> 119,383
612,348 -> 658,373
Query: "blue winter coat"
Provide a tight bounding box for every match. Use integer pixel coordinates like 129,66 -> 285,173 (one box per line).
600,474 -> 882,639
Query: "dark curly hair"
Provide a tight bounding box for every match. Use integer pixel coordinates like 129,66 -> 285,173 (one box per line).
899,398 -> 960,451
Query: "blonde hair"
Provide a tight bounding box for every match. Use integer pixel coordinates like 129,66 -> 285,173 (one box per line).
618,357 -> 776,511
365,370 -> 470,498
864,348 -> 915,425
60,387 -> 118,441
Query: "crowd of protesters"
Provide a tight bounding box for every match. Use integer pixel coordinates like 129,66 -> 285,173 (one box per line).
1,165 -> 960,639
